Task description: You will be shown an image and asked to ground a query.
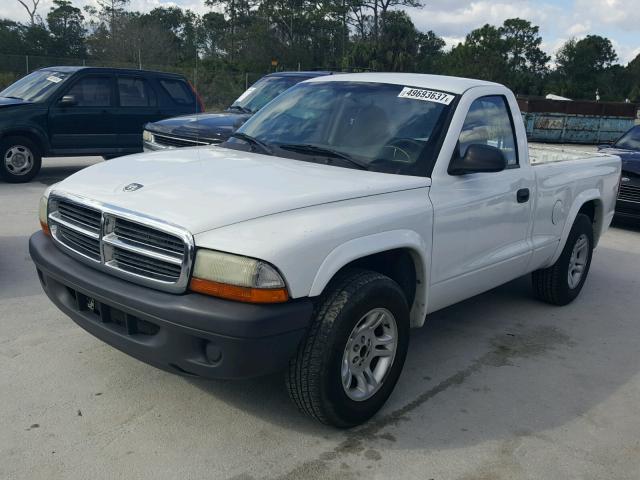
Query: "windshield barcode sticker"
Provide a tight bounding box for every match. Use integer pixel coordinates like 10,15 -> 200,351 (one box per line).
398,87 -> 455,105
46,75 -> 62,83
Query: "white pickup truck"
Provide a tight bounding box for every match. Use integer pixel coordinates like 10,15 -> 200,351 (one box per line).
30,73 -> 621,427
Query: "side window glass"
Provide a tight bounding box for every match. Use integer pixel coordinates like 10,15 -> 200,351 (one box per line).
458,96 -> 518,166
66,76 -> 112,107
159,79 -> 194,106
118,77 -> 156,107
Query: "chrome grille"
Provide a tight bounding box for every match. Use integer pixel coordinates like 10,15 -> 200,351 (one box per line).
57,199 -> 101,231
619,183 -> 640,203
152,133 -> 211,148
58,224 -> 101,260
48,193 -> 194,293
111,247 -> 182,281
113,218 -> 185,255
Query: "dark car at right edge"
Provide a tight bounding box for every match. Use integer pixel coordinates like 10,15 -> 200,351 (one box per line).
599,125 -> 640,221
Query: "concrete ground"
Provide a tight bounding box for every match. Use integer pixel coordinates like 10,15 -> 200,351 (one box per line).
1,156 -> 639,480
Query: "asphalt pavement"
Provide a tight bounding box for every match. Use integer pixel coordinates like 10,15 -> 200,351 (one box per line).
1,156 -> 639,480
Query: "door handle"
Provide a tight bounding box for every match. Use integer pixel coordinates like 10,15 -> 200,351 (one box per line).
517,188 -> 530,203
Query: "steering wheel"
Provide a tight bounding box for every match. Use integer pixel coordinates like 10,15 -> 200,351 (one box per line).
379,138 -> 424,163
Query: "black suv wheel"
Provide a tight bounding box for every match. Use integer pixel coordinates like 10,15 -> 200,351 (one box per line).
0,136 -> 42,183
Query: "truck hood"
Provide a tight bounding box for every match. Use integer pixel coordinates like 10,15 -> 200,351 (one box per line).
146,112 -> 250,142
53,146 -> 430,234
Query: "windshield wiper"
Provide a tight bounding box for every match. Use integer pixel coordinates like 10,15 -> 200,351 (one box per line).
277,144 -> 368,170
227,105 -> 252,114
2,96 -> 23,100
229,132 -> 272,155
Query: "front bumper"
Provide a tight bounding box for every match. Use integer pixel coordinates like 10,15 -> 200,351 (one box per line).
615,199 -> 640,220
29,231 -> 313,379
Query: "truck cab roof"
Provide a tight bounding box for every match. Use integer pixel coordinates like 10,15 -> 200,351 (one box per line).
305,72 -> 502,94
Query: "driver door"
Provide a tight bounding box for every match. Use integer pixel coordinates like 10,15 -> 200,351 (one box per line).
48,74 -> 117,152
427,95 -> 534,312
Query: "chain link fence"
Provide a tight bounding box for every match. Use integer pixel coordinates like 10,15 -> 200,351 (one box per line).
0,53 -> 266,110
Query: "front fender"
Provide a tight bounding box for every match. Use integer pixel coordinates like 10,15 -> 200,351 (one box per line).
309,230 -> 430,327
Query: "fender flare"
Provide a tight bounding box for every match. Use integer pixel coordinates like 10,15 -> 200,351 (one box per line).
0,126 -> 50,155
308,229 -> 430,328
547,188 -> 602,266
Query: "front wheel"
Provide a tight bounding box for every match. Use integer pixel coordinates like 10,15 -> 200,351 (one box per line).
286,269 -> 410,428
532,213 -> 594,305
0,136 -> 42,183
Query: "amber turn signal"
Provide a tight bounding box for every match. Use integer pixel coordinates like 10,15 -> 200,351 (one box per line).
190,277 -> 289,304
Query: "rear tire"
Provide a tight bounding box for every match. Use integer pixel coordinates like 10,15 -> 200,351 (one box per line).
286,269 -> 410,428
532,213 -> 594,305
0,136 -> 42,183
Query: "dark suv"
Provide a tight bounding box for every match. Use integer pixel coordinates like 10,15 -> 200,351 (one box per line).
143,71 -> 332,150
0,66 -> 202,183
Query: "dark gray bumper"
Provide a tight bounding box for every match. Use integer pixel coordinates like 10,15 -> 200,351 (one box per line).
29,231 -> 313,379
615,199 -> 640,220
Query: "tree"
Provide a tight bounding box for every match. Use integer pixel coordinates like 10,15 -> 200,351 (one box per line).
0,19 -> 26,54
499,18 -> 549,94
442,24 -> 509,84
47,0 -> 86,57
377,10 -> 418,71
96,0 -> 129,35
415,30 -> 445,73
16,0 -> 41,26
624,53 -> 640,101
554,35 -> 618,99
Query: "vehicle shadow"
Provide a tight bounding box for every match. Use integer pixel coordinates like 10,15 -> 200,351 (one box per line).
186,243 -> 640,454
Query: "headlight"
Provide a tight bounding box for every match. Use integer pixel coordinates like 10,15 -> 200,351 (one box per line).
189,249 -> 289,303
143,130 -> 153,142
38,194 -> 50,236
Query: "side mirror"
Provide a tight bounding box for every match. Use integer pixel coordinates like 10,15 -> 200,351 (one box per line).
58,95 -> 77,107
449,144 -> 507,175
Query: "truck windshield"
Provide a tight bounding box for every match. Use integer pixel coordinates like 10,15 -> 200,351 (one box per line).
226,81 -> 454,176
228,76 -> 303,114
0,70 -> 72,102
614,126 -> 640,151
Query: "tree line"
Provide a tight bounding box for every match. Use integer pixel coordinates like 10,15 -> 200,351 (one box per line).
2,0 -> 640,107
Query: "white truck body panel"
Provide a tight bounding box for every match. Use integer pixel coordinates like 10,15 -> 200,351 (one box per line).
47,73 -> 621,327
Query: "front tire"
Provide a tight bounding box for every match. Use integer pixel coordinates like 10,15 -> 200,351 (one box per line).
0,136 -> 42,183
286,269 -> 410,428
532,213 -> 594,305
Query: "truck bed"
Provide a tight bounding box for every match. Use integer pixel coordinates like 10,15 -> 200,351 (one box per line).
529,144 -> 615,165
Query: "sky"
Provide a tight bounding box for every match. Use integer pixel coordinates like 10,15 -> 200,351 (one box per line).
1,0 -> 639,64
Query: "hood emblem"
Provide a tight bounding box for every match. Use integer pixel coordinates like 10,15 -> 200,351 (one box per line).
123,183 -> 143,192
621,177 -> 630,183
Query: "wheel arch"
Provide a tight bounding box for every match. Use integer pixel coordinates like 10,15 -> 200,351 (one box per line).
548,190 -> 603,266
308,230 -> 430,328
1,127 -> 49,155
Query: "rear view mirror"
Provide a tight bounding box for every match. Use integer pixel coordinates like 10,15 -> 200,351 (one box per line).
58,95 -> 77,107
449,144 -> 507,175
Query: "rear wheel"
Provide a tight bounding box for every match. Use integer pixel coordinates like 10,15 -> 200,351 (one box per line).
286,269 -> 410,428
532,213 -> 594,305
0,136 -> 42,183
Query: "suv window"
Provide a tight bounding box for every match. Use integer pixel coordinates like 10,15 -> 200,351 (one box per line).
118,77 -> 156,107
159,79 -> 194,106
66,76 -> 112,107
458,95 -> 518,166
